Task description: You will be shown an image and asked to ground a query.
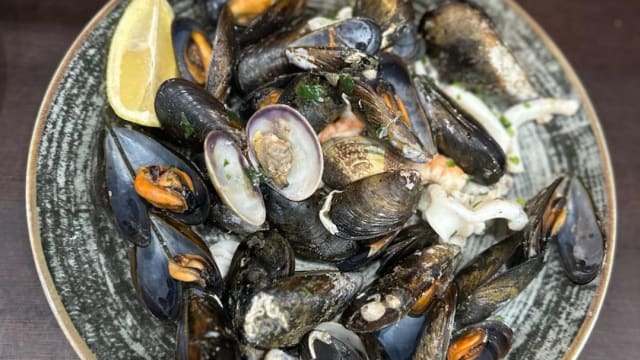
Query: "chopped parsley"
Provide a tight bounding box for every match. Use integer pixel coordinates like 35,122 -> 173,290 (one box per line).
508,156 -> 521,165
223,159 -> 230,167
499,115 -> 512,128
338,74 -> 354,96
297,84 -> 326,105
506,127 -> 516,137
325,10 -> 339,20
245,167 -> 266,184
516,197 -> 526,207
446,158 -> 457,168
179,113 -> 195,139
225,173 -> 231,181
523,101 -> 531,108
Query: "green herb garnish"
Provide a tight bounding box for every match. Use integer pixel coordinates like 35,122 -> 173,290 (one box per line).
338,74 -> 354,96
523,101 -> 531,108
223,159 -> 230,167
446,158 -> 456,168
325,9 -> 339,20
499,115 -> 512,128
245,167 -> 266,184
297,84 -> 326,105
506,127 -> 516,137
225,173 -> 231,181
179,113 -> 195,139
516,197 -> 526,207
508,156 -> 521,165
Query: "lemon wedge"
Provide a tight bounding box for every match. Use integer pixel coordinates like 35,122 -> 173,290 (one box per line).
106,0 -> 177,127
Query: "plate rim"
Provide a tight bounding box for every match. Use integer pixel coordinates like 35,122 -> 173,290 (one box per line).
25,0 -> 617,358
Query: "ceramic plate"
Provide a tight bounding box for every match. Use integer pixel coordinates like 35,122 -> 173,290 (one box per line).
27,0 -> 616,358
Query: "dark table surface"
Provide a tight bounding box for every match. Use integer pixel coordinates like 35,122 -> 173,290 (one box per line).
1,0 -> 638,359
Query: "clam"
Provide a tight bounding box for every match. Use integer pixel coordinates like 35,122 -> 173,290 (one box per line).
104,126 -> 210,246
319,170 -> 421,241
420,2 -> 538,103
172,18 -> 212,86
246,104 -> 323,201
204,130 -> 266,227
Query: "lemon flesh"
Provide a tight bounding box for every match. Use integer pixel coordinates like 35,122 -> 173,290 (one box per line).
106,0 -> 177,127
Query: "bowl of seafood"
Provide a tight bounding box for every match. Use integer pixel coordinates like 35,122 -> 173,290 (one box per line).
27,0 -> 615,359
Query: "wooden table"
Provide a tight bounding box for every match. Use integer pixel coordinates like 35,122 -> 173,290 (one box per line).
0,0 -> 637,358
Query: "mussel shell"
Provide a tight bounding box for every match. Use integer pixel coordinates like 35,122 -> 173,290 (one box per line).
155,78 -> 240,145
176,288 -> 240,360
205,5 -> 235,101
104,126 -> 210,246
291,17 -> 382,55
278,73 -> 345,133
264,187 -> 359,262
377,53 -> 437,158
226,231 -> 295,332
416,79 -> 506,185
321,170 -> 421,241
555,177 -> 605,284
448,320 -> 513,360
377,220 -> 440,275
237,0 -> 307,45
376,311 -> 429,360
335,231 -> 399,272
246,104 -> 323,201
204,130 -> 266,227
172,18 -> 211,85
456,257 -> 544,327
350,79 -> 427,163
342,244 -> 461,333
239,271 -> 363,348
420,2 -> 538,103
286,47 -> 380,78
132,215 -> 219,321
455,236 -> 520,303
413,284 -> 457,360
300,322 -> 369,360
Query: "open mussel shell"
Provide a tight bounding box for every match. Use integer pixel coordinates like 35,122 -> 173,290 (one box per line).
416,79 -> 506,185
104,126 -> 210,246
554,177 -> 605,284
204,130 -> 266,227
342,244 -> 461,333
226,231 -> 295,332
277,73 -> 345,133
172,18 -> 212,86
377,220 -> 440,275
205,5 -> 234,101
238,271 -> 363,349
176,288 -> 240,360
131,215 -> 219,321
320,170 -> 421,241
420,2 -> 537,103
377,53 -> 437,158
264,187 -> 359,262
455,236 -> 520,303
155,78 -> 241,145
413,284 -> 458,360
456,257 -> 544,327
448,320 -> 513,360
290,17 -> 382,55
300,322 -> 369,360
246,104 -> 323,201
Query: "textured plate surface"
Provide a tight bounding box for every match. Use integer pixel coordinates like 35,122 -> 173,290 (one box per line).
27,0 -> 616,359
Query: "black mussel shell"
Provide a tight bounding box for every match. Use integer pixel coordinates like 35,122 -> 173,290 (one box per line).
238,271 -> 363,349
205,5 -> 235,101
286,47 -> 380,80
416,79 -> 506,185
264,187 -> 359,262
237,0 -> 307,45
300,322 -> 369,360
155,78 -> 241,146
413,284 -> 457,360
172,18 -> 211,85
376,311 -> 430,360
176,288 -> 241,360
377,220 -> 440,275
335,231 -> 399,272
448,320 -> 513,360
321,170 -> 421,241
104,126 -> 210,246
291,17 -> 382,55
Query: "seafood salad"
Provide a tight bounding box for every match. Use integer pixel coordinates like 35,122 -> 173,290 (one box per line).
101,0 -> 606,359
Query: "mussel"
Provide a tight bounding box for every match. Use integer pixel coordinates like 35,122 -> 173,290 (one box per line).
447,320 -> 513,360
237,0 -> 307,45
300,322 -> 369,360
104,126 -> 210,246
238,271 -> 363,348
176,288 -> 241,360
172,18 -> 212,86
205,5 -> 235,100
377,220 -> 440,275
131,215 -> 220,321
342,244 -> 461,332
319,170 -> 421,241
413,284 -> 458,360
416,79 -> 506,185
420,2 -> 538,103
155,78 -> 241,145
